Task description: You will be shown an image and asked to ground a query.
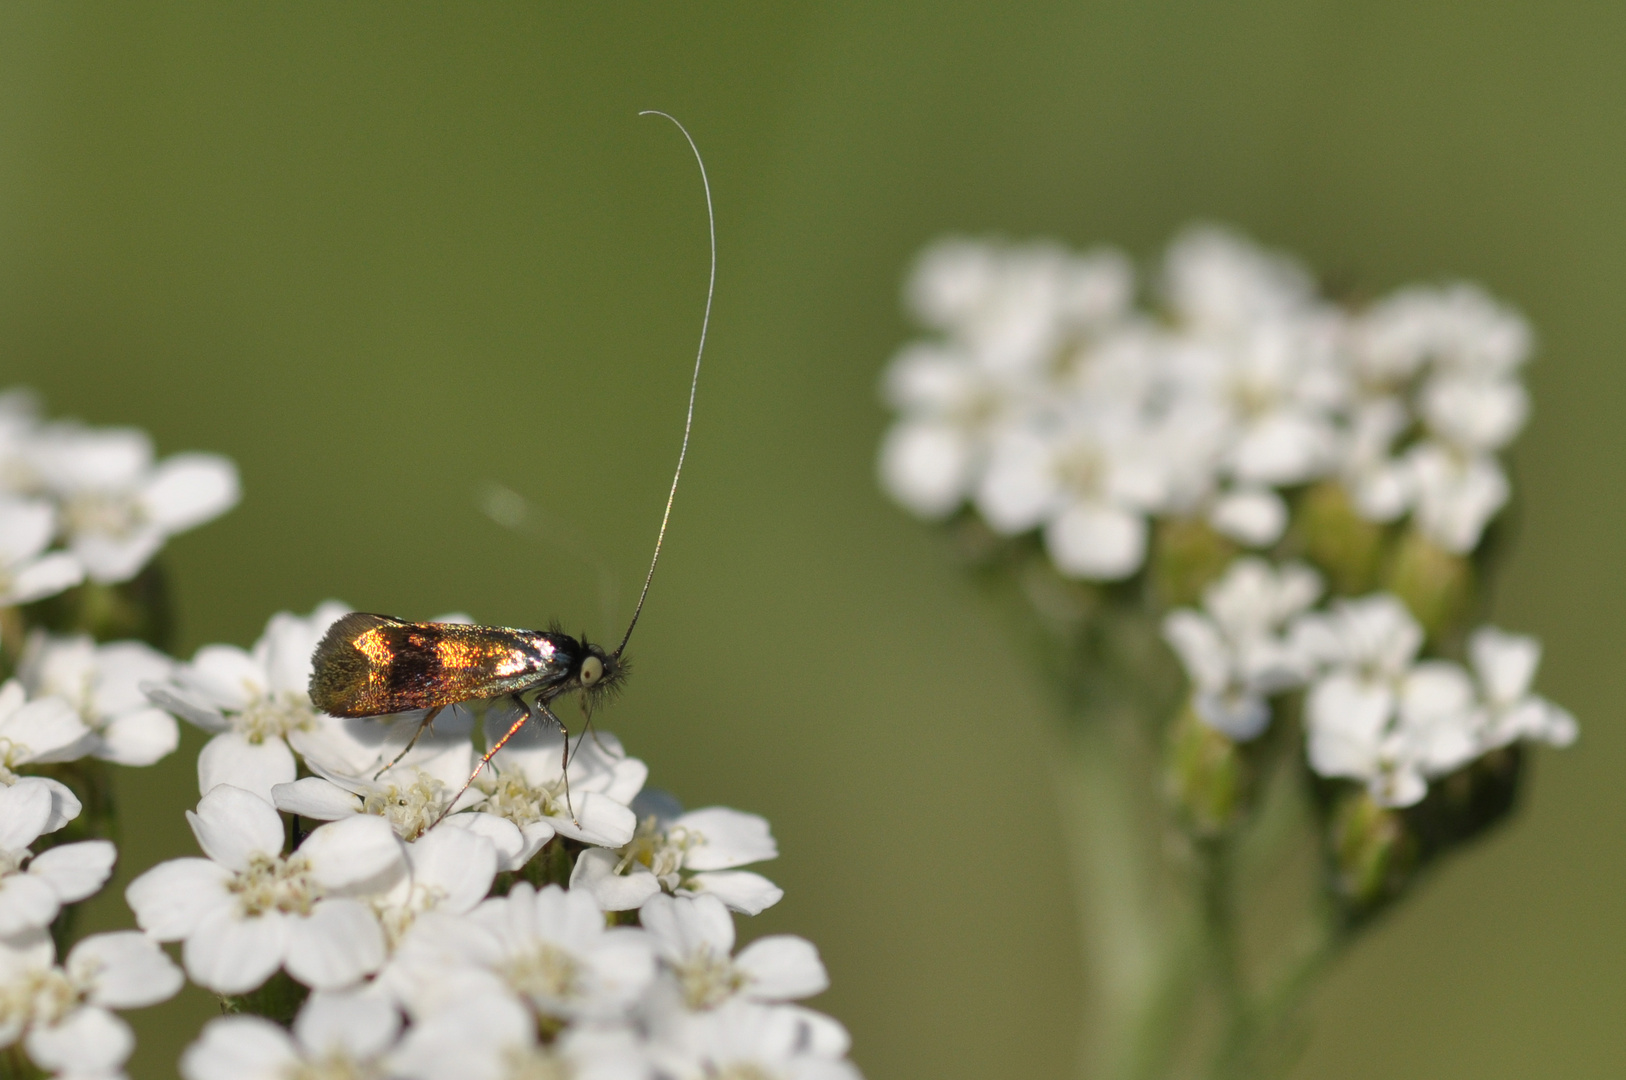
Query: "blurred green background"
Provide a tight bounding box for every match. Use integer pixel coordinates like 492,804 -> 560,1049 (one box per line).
2,4 -> 1623,1077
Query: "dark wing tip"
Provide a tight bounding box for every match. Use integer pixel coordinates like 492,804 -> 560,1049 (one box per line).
309,612 -> 401,715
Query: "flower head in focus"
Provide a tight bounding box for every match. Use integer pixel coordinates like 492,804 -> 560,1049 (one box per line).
126,785 -> 404,993
639,893 -> 828,1015
573,802 -> 783,915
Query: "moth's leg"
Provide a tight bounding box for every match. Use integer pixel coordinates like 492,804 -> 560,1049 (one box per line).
536,696 -> 578,825
435,695 -> 530,828
373,705 -> 444,780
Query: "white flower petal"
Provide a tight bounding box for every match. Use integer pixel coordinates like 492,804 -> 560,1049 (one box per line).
70,930 -> 185,1009
736,936 -> 830,1002
125,857 -> 234,939
1468,626 -> 1541,706
406,826 -> 497,916
569,848 -> 662,912
0,780 -> 53,850
3,551 -> 85,605
25,776 -> 82,834
93,707 -> 179,766
0,871 -> 61,935
681,871 -> 784,915
299,815 -> 405,892
180,1015 -> 299,1080
25,1006 -> 133,1075
437,812 -> 533,874
29,839 -> 116,904
1161,611 -> 1230,694
295,989 -> 400,1061
676,808 -> 778,871
72,527 -> 166,584
0,692 -> 92,763
1044,501 -> 1147,580
284,899 -> 386,990
143,682 -> 229,731
140,453 -> 241,533
271,777 -> 361,821
188,786 -> 286,870
0,498 -> 54,563
1208,488 -> 1287,546
640,893 -> 734,960
549,793 -> 636,848
176,645 -> 264,712
197,732 -> 297,802
184,906 -> 286,994
878,422 -> 973,519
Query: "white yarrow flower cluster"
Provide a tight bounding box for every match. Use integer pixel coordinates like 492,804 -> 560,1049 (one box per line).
0,388 -> 239,594
126,600 -> 851,1077
0,757 -> 182,1078
1162,559 -> 1576,808
879,227 -> 1535,578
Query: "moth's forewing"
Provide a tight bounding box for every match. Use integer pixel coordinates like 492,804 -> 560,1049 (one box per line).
309,613 -> 574,718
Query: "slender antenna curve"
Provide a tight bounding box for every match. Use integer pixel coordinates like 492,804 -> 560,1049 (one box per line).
615,110 -> 714,659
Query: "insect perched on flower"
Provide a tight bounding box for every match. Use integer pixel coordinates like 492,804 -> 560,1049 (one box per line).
308,110 -> 715,817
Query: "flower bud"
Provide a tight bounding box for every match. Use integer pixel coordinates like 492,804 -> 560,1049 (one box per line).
1296,481 -> 1387,596
1154,518 -> 1238,609
1327,787 -> 1417,916
1383,528 -> 1472,640
1167,702 -> 1251,836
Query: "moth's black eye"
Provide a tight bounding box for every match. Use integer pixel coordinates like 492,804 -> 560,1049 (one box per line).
580,655 -> 604,687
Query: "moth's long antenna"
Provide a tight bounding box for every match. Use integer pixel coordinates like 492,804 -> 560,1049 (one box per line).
616,110 -> 714,659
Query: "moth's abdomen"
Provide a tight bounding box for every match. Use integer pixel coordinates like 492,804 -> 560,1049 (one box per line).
309,612 -> 571,718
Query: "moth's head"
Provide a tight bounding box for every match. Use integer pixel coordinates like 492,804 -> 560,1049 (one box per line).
575,640 -> 626,714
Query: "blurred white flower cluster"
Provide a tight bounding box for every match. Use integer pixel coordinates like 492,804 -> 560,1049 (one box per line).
1163,558 -> 1574,807
123,602 -> 856,1080
878,226 -> 1531,578
880,227 -> 1574,816
0,762 -> 184,1079
0,389 -> 239,600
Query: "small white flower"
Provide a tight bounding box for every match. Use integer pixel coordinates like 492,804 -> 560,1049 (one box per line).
1298,595 -> 1481,806
180,990 -> 402,1080
28,422 -> 239,584
369,821 -> 500,949
125,785 -> 404,993
1349,283 -> 1530,387
470,719 -> 646,852
1337,398 -> 1414,523
1405,443 -> 1509,554
651,1000 -> 860,1080
0,927 -> 182,1079
391,992 -> 650,1080
145,601 -> 352,800
0,681 -> 93,829
975,411 -> 1164,580
402,882 -> 655,1024
572,805 -> 783,915
0,497 -> 83,607
19,632 -> 179,767
1162,558 -> 1322,740
1161,225 -> 1314,336
1467,627 -> 1577,751
640,893 -> 828,1013
0,782 -> 115,936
